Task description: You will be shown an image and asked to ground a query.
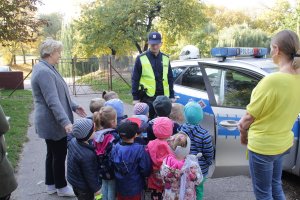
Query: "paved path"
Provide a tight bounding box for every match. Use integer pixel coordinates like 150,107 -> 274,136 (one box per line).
12,92 -> 257,200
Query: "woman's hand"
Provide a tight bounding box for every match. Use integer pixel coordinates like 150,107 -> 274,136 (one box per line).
238,112 -> 255,145
75,106 -> 87,118
64,124 -> 73,134
239,127 -> 248,145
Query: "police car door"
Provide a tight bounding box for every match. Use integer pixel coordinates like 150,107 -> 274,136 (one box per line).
199,63 -> 260,178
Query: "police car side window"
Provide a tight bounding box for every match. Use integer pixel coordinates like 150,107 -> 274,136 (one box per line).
172,67 -> 186,81
181,66 -> 206,91
223,69 -> 259,108
204,67 -> 223,103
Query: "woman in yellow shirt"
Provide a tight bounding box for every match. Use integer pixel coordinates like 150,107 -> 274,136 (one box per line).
239,30 -> 300,200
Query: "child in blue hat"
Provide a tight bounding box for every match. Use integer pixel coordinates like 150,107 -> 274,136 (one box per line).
179,101 -> 214,200
104,99 -> 127,125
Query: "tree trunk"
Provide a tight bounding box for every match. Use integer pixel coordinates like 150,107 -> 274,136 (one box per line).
135,42 -> 143,54
13,55 -> 16,65
111,48 -> 117,56
21,45 -> 26,64
143,42 -> 148,52
9,55 -> 14,66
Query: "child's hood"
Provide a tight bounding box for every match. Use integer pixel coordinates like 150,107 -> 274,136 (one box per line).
94,128 -> 115,142
147,139 -> 172,170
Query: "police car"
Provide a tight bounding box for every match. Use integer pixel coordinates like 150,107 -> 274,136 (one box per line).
172,47 -> 300,178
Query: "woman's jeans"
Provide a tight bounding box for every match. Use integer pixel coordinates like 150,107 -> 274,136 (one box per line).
249,150 -> 289,200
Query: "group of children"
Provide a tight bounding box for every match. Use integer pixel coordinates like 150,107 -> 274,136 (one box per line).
67,91 -> 214,200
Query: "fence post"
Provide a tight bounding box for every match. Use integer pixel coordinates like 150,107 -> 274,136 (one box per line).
72,57 -> 76,96
108,56 -> 113,91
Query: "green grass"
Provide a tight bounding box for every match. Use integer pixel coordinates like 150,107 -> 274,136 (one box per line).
0,90 -> 32,169
78,73 -> 132,104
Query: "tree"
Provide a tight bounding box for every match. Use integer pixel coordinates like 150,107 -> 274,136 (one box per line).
74,0 -> 133,56
206,5 -> 255,32
217,24 -> 270,48
75,0 -> 206,55
253,0 -> 294,34
39,12 -> 63,40
0,0 -> 44,45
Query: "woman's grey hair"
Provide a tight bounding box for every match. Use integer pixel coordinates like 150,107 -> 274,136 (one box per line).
39,38 -> 63,59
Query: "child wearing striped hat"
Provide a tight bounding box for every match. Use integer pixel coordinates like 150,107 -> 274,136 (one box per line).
67,118 -> 101,200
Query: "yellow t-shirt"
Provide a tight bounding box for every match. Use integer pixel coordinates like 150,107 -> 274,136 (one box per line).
247,72 -> 300,155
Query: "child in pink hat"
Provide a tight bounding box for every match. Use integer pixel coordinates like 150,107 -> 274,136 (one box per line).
146,117 -> 174,200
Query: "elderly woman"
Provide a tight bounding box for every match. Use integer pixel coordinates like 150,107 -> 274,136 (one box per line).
239,30 -> 300,200
0,105 -> 17,200
31,38 -> 86,197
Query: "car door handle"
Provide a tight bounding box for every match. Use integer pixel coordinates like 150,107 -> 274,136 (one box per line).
219,120 -> 239,131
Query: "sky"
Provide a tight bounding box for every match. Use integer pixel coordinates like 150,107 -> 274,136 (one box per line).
37,0 -> 297,20
37,0 -> 92,22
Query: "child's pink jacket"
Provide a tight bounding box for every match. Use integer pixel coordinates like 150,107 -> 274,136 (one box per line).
146,139 -> 173,191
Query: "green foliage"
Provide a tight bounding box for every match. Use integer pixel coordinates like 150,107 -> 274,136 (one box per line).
217,24 -> 270,48
61,22 -> 76,58
0,90 -> 33,168
206,5 -> 255,32
253,0 -> 295,34
0,0 -> 44,45
74,0 -> 134,57
39,12 -> 63,40
75,0 -> 206,56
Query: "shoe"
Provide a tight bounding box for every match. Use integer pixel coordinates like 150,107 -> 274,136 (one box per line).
57,185 -> 76,197
47,185 -> 56,195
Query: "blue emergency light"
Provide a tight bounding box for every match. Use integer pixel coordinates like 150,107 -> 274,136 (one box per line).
211,47 -> 268,61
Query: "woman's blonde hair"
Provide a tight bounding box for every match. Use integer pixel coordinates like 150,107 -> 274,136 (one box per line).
271,30 -> 300,69
39,38 -> 63,59
93,106 -> 116,130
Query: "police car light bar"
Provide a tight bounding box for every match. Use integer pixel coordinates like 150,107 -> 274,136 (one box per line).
211,47 -> 268,61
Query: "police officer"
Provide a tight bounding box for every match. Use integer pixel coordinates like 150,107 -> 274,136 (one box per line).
131,32 -> 175,119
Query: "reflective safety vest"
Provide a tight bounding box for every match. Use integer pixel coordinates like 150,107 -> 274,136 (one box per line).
139,54 -> 170,97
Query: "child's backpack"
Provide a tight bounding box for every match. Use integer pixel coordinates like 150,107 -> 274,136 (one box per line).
94,129 -> 120,180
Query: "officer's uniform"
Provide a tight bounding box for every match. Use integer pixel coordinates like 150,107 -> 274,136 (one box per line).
131,49 -> 174,119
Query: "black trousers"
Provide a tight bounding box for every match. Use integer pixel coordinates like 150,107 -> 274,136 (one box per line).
0,194 -> 11,200
45,137 -> 67,189
73,187 -> 94,200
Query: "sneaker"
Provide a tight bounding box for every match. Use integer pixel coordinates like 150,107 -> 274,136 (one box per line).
57,185 -> 75,197
47,185 -> 56,195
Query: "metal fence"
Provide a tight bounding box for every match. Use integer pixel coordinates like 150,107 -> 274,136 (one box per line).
7,55 -> 134,99
56,55 -> 134,96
